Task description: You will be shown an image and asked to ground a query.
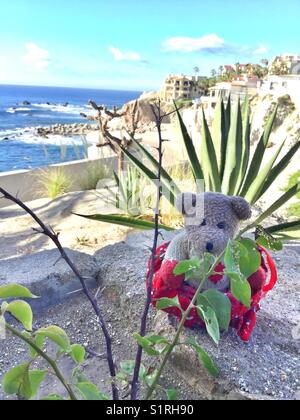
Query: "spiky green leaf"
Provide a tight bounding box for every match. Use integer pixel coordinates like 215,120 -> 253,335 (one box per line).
200,108 -> 221,191
74,213 -> 174,231
175,104 -> 204,181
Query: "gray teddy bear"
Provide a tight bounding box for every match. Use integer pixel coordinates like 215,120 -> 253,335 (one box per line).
149,191 -> 277,340
165,191 -> 252,290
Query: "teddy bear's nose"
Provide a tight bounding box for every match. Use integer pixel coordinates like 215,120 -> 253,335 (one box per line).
206,242 -> 214,252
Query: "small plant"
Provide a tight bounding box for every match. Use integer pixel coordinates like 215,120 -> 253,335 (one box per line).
38,168 -> 72,199
0,284 -> 108,400
277,94 -> 296,112
79,162 -> 111,191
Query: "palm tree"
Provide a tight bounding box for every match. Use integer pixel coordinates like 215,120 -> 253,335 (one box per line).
193,66 -> 200,76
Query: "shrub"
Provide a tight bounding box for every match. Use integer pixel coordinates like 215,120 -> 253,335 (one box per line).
79,162 -> 111,191
38,168 -> 72,199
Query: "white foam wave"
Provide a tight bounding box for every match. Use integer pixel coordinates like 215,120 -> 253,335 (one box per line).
0,127 -> 88,146
31,103 -> 92,115
6,107 -> 34,113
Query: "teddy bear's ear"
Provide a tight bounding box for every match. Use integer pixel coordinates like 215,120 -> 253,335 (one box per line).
175,192 -> 197,215
230,196 -> 252,220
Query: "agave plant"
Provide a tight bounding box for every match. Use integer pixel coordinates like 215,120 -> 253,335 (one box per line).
78,98 -> 300,238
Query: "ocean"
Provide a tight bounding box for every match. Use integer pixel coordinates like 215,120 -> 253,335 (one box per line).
0,85 -> 141,173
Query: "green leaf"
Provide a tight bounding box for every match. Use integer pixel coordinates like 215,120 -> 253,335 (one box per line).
264,220 -> 300,240
3,363 -> 32,399
187,337 -> 219,377
173,258 -> 201,275
252,183 -> 300,226
35,326 -> 71,352
42,394 -> 64,400
200,108 -> 221,191
240,105 -> 278,197
238,238 -> 261,278
119,144 -> 177,205
257,141 -> 300,200
245,138 -> 286,204
222,100 -> 243,195
5,301 -> 33,331
257,235 -> 283,251
74,213 -> 174,231
201,289 -> 231,331
70,344 -> 86,364
224,240 -> 239,273
236,97 -> 251,194
144,369 -> 159,388
146,335 -> 170,345
22,331 -> 45,359
174,103 -> 204,181
0,284 -> 38,299
120,360 -> 135,376
156,296 -> 182,311
228,272 -> 251,308
211,99 -> 227,174
196,296 -> 220,344
133,333 -> 170,356
133,333 -> 155,352
28,370 -> 48,398
75,382 -> 109,401
130,137 -> 180,194
166,388 -> 178,400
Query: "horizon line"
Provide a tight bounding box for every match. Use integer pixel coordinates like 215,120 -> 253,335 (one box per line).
0,82 -> 149,93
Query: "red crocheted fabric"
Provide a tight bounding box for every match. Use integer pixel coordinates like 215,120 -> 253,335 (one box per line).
146,243 -> 277,342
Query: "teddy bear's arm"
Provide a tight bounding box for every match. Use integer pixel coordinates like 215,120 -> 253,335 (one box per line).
164,231 -> 189,261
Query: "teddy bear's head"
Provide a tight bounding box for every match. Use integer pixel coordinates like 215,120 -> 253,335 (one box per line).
176,192 -> 252,259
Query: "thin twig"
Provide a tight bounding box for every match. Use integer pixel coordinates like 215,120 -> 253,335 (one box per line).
0,187 -> 119,401
130,100 -> 164,400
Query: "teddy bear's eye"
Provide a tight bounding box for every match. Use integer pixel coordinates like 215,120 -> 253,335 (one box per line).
217,222 -> 225,229
200,219 -> 207,226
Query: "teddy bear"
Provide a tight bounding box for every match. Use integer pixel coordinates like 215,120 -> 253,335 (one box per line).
147,192 -> 277,342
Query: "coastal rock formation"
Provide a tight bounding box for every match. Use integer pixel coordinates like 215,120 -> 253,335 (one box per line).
36,123 -> 97,137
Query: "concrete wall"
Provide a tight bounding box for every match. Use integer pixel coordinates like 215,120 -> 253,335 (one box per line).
0,156 -> 118,209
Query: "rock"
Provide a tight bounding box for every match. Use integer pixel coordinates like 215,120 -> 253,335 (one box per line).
0,249 -> 99,310
22,101 -> 31,106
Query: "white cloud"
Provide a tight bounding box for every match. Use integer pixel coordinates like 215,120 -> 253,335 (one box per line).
109,46 -> 142,62
23,43 -> 50,70
253,45 -> 269,55
162,34 -> 225,52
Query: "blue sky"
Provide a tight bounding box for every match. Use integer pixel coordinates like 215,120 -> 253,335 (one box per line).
0,0 -> 299,90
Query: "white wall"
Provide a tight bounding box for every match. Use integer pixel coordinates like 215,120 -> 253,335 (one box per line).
0,157 -> 117,209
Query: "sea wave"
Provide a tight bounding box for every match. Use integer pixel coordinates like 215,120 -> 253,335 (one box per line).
5,103 -> 93,117
31,103 -> 92,115
0,127 -> 90,146
6,106 -> 41,113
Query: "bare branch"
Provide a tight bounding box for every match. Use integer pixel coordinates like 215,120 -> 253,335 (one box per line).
130,101 -> 165,400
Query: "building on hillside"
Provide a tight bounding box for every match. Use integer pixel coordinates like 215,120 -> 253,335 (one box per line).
236,63 -> 249,74
270,54 -> 300,75
222,65 -> 235,75
160,74 -> 206,103
258,75 -> 300,109
200,79 -> 259,119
